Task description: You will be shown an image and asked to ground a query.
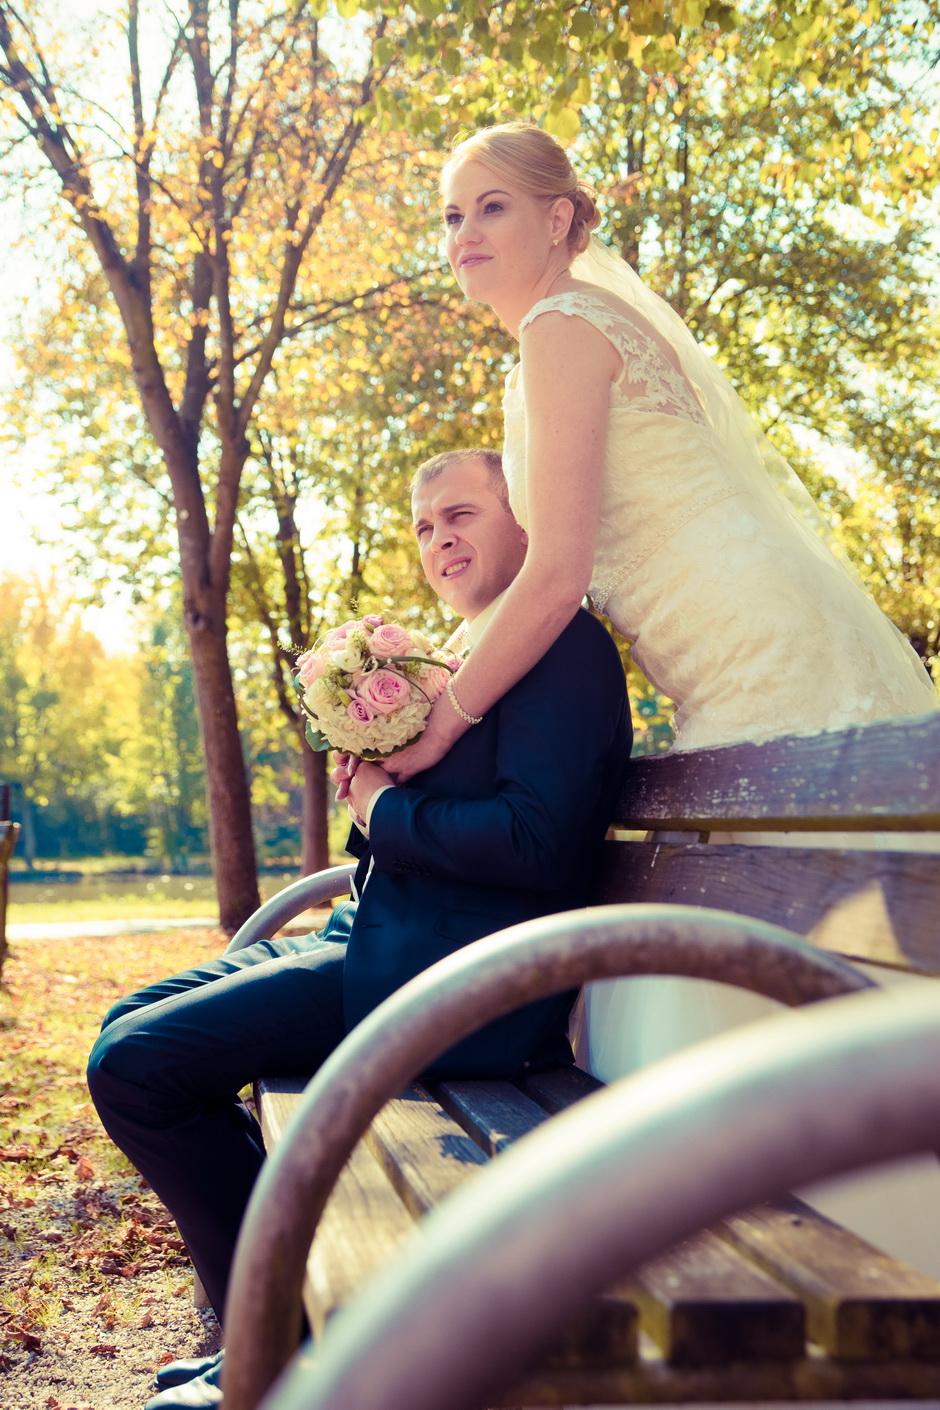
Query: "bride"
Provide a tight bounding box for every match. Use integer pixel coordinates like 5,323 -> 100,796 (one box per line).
380,120 -> 940,1267
385,120 -> 936,771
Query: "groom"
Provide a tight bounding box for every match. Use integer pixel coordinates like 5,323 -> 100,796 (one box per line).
87,448 -> 631,1409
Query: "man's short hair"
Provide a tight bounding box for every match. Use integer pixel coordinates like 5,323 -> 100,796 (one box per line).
410,449 -> 510,511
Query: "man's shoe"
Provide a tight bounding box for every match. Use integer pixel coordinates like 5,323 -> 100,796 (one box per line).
155,1351 -> 223,1390
145,1354 -> 223,1409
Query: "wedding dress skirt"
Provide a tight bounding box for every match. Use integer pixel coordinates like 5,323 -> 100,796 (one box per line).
503,290 -> 940,1275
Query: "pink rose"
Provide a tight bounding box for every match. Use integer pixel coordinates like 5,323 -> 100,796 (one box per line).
347,695 -> 376,723
362,614 -> 384,628
369,623 -> 413,659
357,668 -> 412,715
322,620 -> 359,648
296,649 -> 327,687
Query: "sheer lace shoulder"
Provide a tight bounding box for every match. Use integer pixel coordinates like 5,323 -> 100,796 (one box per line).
518,291 -> 707,425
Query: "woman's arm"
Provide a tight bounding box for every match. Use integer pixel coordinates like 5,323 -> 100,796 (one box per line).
385,309 -> 619,782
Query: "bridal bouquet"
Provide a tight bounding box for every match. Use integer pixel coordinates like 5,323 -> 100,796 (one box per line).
294,614 -> 460,759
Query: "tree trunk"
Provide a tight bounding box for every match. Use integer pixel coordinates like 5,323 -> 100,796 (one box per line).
300,738 -> 330,876
184,602 -> 260,932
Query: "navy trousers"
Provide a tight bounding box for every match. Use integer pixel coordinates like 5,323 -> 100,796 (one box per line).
86,908 -> 355,1321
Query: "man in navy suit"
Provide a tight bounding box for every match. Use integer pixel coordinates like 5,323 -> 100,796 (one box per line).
87,449 -> 631,1409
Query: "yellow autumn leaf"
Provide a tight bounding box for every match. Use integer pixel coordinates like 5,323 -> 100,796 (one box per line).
543,105 -> 580,141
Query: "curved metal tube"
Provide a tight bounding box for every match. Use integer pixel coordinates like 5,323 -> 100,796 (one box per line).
222,903 -> 874,1410
224,864 -> 356,954
259,986 -> 940,1410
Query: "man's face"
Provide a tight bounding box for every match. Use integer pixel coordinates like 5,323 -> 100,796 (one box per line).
412,458 -> 528,621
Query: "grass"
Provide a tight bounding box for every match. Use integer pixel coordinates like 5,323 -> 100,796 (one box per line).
8,896 -> 221,924
0,929 -> 225,1363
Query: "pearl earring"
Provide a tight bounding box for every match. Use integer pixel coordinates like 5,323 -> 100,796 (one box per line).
552,238 -> 558,247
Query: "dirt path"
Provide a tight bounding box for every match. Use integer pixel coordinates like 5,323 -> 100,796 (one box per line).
1,931 -> 227,1409
0,1167 -> 220,1409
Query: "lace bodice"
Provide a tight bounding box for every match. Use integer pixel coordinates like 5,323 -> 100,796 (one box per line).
518,291 -> 709,425
503,292 -> 938,751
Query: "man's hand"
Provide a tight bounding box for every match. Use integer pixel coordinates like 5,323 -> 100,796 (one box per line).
331,754 -> 394,828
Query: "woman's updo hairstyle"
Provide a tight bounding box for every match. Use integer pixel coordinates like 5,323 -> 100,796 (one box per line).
442,121 -> 601,257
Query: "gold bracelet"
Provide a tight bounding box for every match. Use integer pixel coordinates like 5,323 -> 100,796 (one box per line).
446,676 -> 483,726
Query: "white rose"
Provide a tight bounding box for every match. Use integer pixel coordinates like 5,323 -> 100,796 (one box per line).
330,643 -> 365,673
304,678 -> 335,714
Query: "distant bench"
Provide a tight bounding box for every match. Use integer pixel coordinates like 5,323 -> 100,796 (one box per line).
219,707 -> 940,1410
0,784 -> 20,974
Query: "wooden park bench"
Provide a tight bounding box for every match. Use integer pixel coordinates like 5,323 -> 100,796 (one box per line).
218,708 -> 940,1410
256,984 -> 940,1410
0,783 -> 20,976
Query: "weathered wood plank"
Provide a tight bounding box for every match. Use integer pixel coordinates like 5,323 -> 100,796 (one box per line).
305,1140 -> 416,1338
595,841 -> 940,974
254,1075 -> 307,1147
0,817 -> 19,973
363,1083 -> 489,1218
716,1195 -> 940,1361
266,1081 -> 640,1370
504,1349 -> 940,1405
516,1065 -> 604,1115
540,1291 -> 639,1371
626,1229 -> 805,1366
254,1078 -> 417,1337
430,1078 -> 551,1154
613,711 -> 940,832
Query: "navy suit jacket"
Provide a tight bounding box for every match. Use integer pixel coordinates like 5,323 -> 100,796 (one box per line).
342,607 -> 632,1078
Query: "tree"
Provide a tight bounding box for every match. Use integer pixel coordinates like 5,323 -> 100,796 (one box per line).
0,1 -> 440,926
0,574 -> 134,862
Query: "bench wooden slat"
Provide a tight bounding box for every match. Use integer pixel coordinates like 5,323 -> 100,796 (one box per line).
614,712 -> 940,833
362,1084 -> 489,1218
256,1080 -> 416,1336
254,1075 -> 306,1146
435,1073 -> 809,1367
626,1227 -> 806,1365
305,1140 -> 416,1337
517,1065 -> 604,1114
430,1077 -> 551,1154
596,840 -> 940,975
716,1194 -> 940,1360
505,1351 -> 940,1406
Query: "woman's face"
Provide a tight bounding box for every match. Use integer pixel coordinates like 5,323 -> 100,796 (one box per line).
441,159 -> 562,309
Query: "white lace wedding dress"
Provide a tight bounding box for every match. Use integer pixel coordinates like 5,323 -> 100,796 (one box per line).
503,289 -> 937,752
503,287 -> 940,1276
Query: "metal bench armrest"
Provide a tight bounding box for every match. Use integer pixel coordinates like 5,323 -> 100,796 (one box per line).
224,864 -> 356,953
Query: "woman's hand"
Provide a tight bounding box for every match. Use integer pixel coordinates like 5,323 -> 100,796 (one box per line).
330,752 -> 359,802
380,693 -> 469,783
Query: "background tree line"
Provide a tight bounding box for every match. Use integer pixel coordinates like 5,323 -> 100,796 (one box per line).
0,0 -> 937,920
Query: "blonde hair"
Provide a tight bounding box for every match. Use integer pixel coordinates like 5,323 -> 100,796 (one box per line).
442,121 -> 601,256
